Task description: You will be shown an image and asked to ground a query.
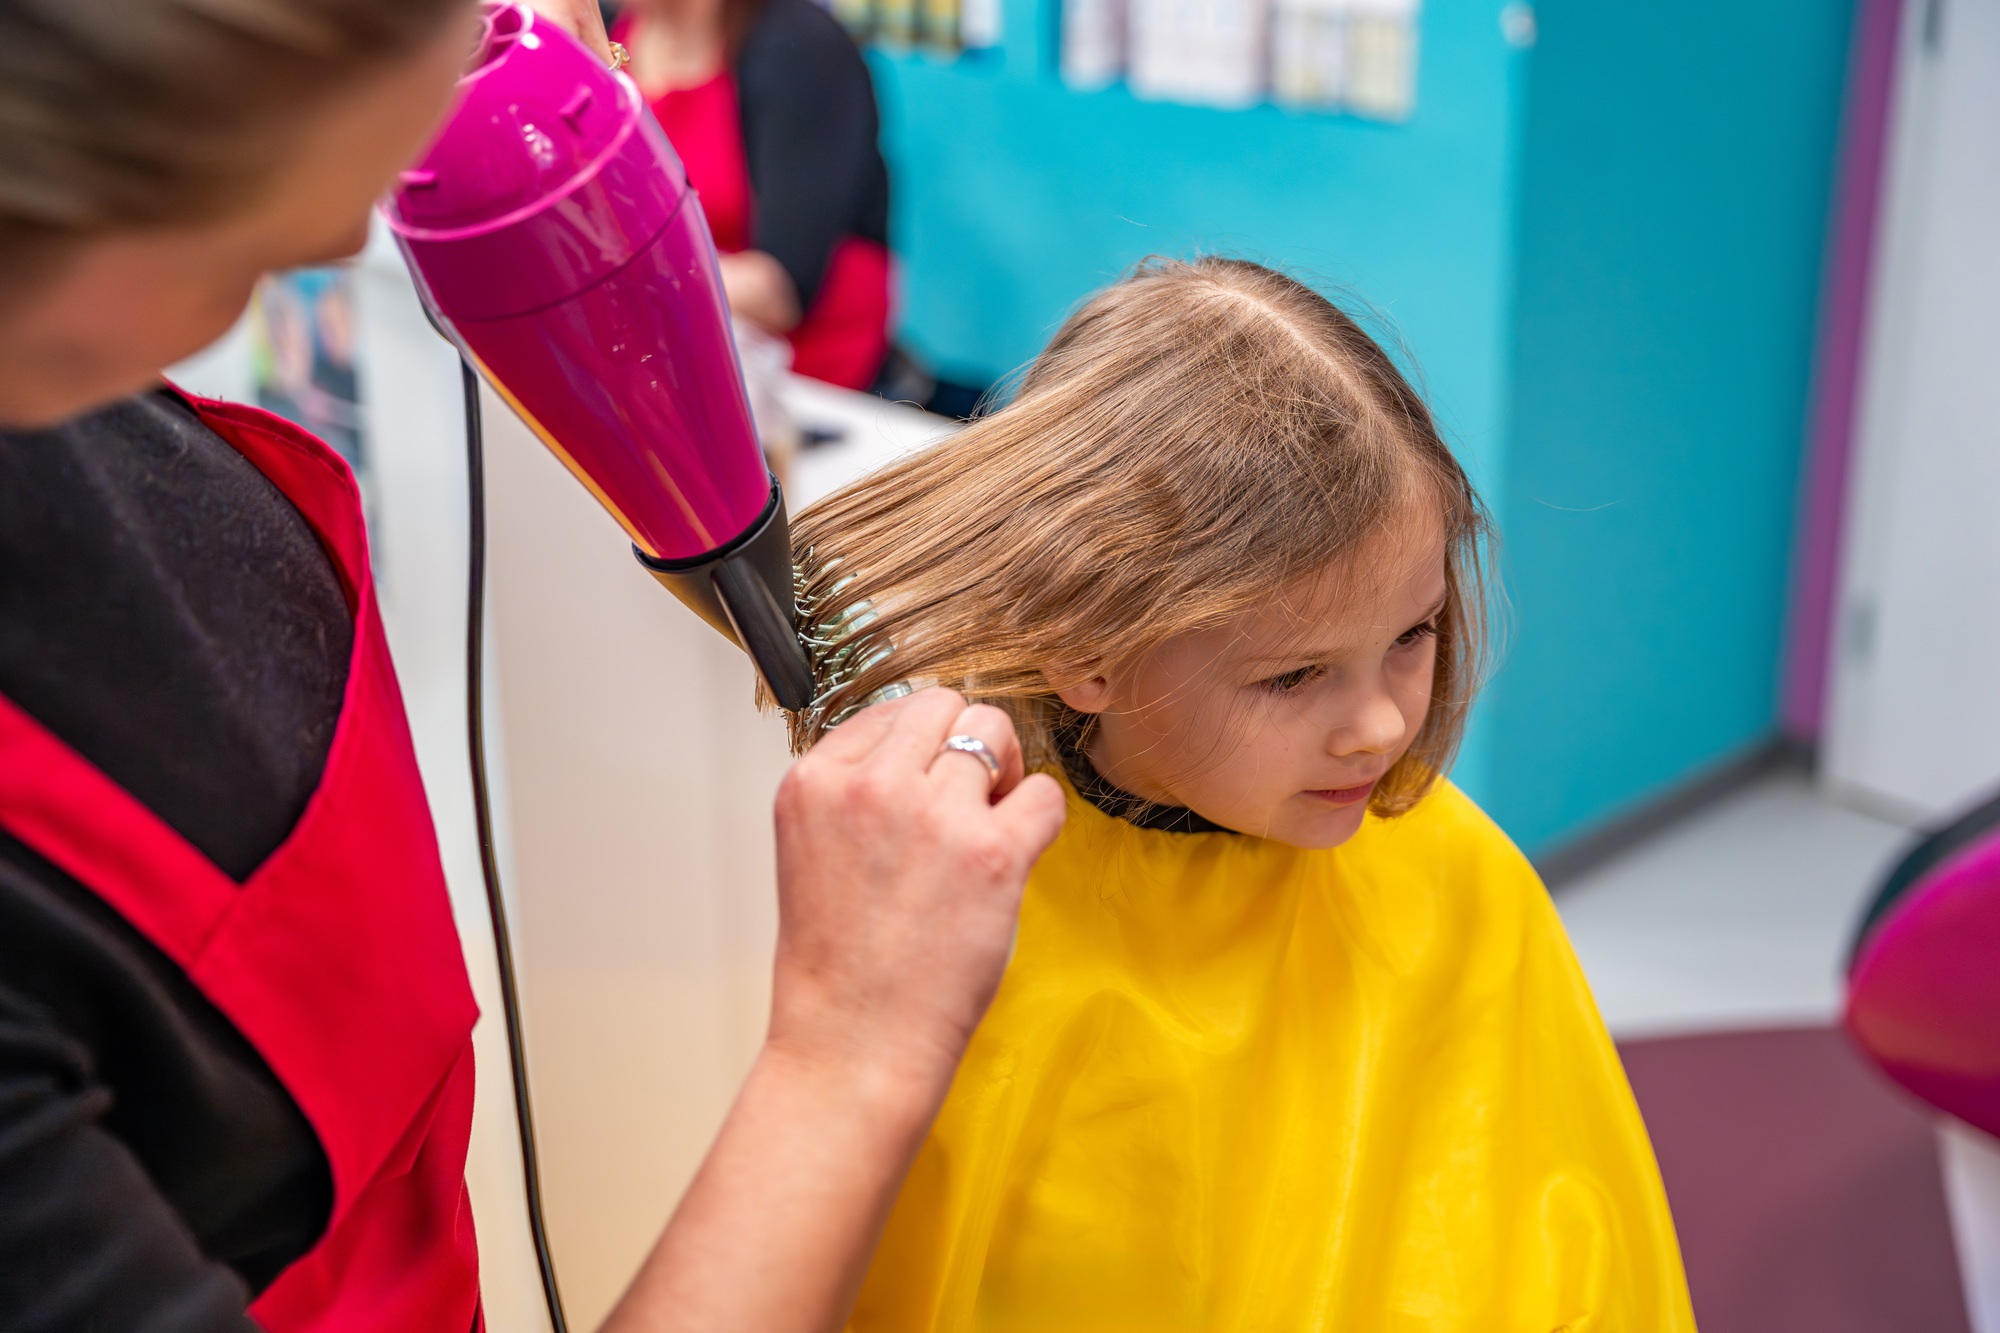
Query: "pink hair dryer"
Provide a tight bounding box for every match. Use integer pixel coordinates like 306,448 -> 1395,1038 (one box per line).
383,1 -> 814,709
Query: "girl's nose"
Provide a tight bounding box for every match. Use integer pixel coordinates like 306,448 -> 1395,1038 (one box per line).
1332,684 -> 1409,757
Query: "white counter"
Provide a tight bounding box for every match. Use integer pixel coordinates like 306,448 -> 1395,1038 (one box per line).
782,372 -> 958,512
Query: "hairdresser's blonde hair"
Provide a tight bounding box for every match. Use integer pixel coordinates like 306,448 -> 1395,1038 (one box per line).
0,0 -> 467,292
789,256 -> 1491,818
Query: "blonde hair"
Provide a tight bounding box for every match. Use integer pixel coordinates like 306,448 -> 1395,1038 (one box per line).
788,256 -> 1492,818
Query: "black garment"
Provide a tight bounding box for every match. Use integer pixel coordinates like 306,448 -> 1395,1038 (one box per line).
0,391 -> 345,1331
1054,719 -> 1233,835
736,0 -> 891,309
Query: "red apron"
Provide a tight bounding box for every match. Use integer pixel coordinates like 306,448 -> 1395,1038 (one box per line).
0,393 -> 482,1330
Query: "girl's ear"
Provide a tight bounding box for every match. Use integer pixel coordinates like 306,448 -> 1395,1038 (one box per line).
1056,674 -> 1114,714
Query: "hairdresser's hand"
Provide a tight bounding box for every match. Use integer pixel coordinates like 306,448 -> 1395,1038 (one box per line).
601,689 -> 1063,1333
767,687 -> 1066,1089
525,0 -> 614,62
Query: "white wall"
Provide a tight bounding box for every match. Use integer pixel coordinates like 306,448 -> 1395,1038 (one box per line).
1827,0 -> 2000,821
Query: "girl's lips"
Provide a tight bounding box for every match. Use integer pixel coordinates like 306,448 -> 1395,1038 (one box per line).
1305,780 -> 1376,806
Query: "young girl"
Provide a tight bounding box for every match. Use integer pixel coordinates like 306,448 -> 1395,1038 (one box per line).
791,258 -> 1695,1330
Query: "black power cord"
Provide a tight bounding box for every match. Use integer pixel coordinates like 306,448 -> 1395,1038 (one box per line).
460,359 -> 572,1333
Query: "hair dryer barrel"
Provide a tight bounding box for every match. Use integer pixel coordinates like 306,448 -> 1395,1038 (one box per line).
383,1 -> 814,709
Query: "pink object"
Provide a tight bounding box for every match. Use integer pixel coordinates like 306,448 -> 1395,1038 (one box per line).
384,2 -> 812,707
1845,829 -> 2000,1138
385,0 -> 763,559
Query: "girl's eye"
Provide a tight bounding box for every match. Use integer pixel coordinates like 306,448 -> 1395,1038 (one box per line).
1395,620 -> 1439,648
1261,664 -> 1322,694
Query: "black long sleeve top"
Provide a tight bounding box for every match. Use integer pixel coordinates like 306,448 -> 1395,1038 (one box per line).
736,0 -> 891,308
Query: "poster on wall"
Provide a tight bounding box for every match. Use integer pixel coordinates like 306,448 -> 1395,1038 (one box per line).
1062,0 -> 1419,117
827,0 -> 998,51
250,267 -> 368,488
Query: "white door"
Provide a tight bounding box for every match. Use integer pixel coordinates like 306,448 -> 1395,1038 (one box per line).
1825,0 -> 2000,822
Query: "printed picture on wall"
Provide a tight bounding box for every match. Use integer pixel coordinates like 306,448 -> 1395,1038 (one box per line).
251,267 -> 367,482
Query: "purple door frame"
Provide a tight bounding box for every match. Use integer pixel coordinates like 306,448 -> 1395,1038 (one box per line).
1783,0 -> 1906,739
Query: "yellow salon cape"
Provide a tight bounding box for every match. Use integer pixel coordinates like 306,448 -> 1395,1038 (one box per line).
851,780 -> 1695,1333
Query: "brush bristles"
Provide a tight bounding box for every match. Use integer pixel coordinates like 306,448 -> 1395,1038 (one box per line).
781,549 -> 905,746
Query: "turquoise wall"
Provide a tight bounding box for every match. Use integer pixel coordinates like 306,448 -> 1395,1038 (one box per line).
867,0 -> 1526,479
1481,0 -> 1854,850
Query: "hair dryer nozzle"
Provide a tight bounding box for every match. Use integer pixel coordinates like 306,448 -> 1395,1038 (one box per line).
636,481 -> 816,711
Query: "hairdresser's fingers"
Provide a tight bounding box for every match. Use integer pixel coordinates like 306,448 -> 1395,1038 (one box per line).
868,686 -> 973,774
928,703 -> 1026,803
806,688 -> 920,766
989,772 -> 1069,861
524,0 -> 614,61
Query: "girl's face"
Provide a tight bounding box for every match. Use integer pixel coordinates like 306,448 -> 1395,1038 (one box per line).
1059,521 -> 1446,849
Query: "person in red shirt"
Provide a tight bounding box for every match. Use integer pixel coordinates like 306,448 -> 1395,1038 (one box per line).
619,0 -> 894,389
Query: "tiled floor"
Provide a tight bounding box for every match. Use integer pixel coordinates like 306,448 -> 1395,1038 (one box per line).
1556,772 -> 1915,1040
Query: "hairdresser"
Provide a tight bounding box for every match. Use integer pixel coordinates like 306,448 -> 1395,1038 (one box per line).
615,0 -> 891,389
0,0 -> 1064,1329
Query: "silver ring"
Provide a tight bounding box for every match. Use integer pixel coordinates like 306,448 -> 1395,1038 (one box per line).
939,734 -> 1001,786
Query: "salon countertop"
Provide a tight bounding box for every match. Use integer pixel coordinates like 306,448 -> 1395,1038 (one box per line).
781,373 -> 957,512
